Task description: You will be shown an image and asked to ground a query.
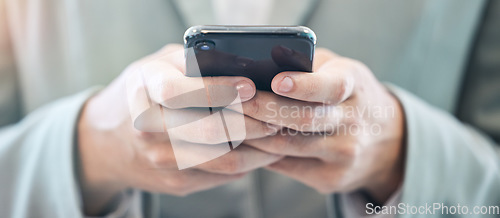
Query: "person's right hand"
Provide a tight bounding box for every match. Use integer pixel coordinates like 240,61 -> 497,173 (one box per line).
77,44 -> 282,215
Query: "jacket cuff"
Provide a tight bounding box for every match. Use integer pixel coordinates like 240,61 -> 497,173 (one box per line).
45,87 -> 102,216
385,84 -> 500,217
0,87 -> 100,217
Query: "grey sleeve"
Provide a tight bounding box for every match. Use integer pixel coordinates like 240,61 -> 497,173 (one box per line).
0,87 -> 146,218
0,88 -> 100,218
387,84 -> 500,218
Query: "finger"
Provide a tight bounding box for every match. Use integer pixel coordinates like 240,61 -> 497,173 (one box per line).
266,156 -> 347,194
143,44 -> 186,73
195,146 -> 283,175
142,137 -> 266,171
244,133 -> 326,158
271,58 -> 356,104
265,157 -> 328,189
142,44 -> 184,62
164,107 -> 279,144
228,91 -> 341,132
127,48 -> 255,131
141,128 -> 349,172
133,129 -> 171,144
125,49 -> 185,126
157,44 -> 185,56
141,139 -> 178,170
139,59 -> 256,108
141,168 -> 247,195
171,169 -> 247,194
245,131 -> 354,163
154,46 -> 186,72
141,137 -> 280,172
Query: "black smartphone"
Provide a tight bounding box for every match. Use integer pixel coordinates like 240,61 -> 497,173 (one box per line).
184,25 -> 316,91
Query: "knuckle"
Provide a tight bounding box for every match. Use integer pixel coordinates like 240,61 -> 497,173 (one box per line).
329,144 -> 357,162
220,153 -> 244,174
140,62 -> 179,105
348,59 -> 367,72
164,176 -> 190,196
333,78 -> 347,103
158,78 -> 177,103
312,110 -> 331,132
298,109 -> 316,128
342,115 -> 360,127
316,183 -> 338,194
261,122 -> 278,136
296,139 -> 314,153
315,173 -> 340,194
124,60 -> 144,75
245,97 -> 262,117
339,144 -> 358,160
136,130 -> 154,140
127,75 -> 149,102
273,134 -> 293,151
160,44 -> 183,54
146,149 -> 174,168
316,47 -> 334,57
172,186 -> 190,196
343,58 -> 368,79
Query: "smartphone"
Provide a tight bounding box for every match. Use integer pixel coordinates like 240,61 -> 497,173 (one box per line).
184,25 -> 316,91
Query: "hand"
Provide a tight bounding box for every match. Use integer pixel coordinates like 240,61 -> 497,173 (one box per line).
77,44 -> 282,215
240,48 -> 406,204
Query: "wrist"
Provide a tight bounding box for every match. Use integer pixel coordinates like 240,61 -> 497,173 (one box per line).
364,93 -> 406,204
364,153 -> 404,205
77,94 -> 128,215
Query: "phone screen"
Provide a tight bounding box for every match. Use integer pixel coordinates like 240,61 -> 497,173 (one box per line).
184,26 -> 316,91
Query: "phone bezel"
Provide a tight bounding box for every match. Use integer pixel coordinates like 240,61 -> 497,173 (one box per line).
183,25 -> 317,47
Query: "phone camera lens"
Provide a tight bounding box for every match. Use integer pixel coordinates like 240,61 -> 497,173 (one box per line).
199,44 -> 211,51
195,40 -> 215,51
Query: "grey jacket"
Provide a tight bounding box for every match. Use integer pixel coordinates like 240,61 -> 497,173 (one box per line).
0,0 -> 498,217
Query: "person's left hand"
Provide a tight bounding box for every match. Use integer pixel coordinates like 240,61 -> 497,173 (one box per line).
237,48 -> 406,204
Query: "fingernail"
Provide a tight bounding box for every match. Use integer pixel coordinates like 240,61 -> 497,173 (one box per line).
280,46 -> 293,56
278,76 -> 294,93
236,81 -> 255,101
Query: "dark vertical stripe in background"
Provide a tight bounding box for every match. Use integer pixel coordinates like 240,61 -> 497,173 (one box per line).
457,0 -> 500,143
